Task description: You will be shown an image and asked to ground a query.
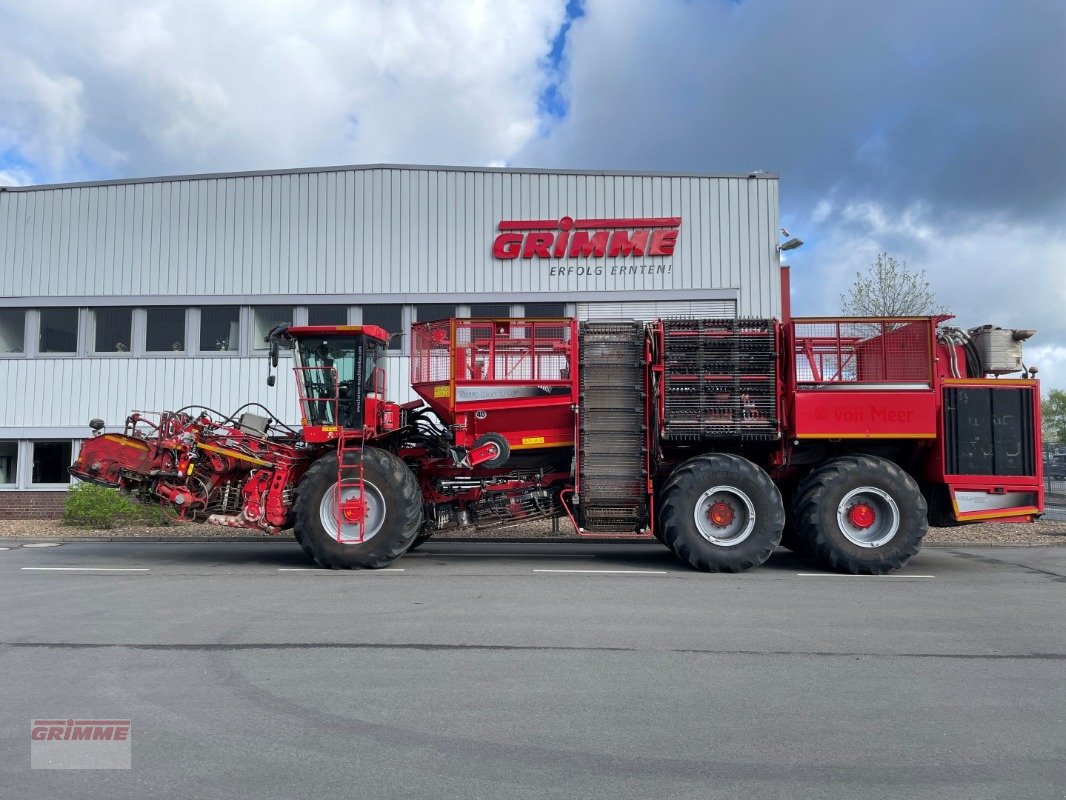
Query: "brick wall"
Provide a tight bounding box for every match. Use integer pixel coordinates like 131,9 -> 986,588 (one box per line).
0,491 -> 66,520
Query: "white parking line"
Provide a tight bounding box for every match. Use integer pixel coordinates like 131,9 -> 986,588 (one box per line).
533,569 -> 669,575
23,543 -> 62,548
20,567 -> 150,572
796,573 -> 934,578
277,568 -> 406,572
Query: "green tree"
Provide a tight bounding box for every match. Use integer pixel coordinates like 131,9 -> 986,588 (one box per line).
1043,389 -> 1066,446
841,252 -> 950,317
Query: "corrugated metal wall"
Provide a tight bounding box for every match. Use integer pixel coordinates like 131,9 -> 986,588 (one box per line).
0,165 -> 780,442
0,355 -> 413,432
0,166 -> 779,313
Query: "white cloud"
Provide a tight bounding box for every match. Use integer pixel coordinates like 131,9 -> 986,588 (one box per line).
0,0 -> 567,180
0,168 -> 33,187
788,200 -> 1066,390
1028,345 -> 1066,397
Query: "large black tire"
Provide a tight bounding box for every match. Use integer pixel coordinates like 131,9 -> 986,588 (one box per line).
795,455 -> 927,574
293,526 -> 314,560
293,447 -> 423,569
657,454 -> 785,572
776,482 -> 813,555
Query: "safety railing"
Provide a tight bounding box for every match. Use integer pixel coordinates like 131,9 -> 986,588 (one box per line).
791,317 -> 934,387
412,319 -> 573,386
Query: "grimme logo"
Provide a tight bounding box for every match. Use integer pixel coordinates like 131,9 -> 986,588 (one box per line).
493,216 -> 681,260
30,718 -> 132,769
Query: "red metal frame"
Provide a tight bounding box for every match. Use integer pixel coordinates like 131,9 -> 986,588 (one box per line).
74,312 -> 1045,546
410,318 -> 578,452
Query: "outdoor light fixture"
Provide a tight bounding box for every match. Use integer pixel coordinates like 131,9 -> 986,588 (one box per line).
778,237 -> 804,252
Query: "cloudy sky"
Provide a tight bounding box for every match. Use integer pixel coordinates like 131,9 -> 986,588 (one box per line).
2,0 -> 1063,388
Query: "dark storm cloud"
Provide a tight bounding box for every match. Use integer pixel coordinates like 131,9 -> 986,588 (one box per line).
518,0 -> 1066,222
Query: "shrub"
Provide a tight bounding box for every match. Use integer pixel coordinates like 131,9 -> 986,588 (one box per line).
63,483 -> 176,529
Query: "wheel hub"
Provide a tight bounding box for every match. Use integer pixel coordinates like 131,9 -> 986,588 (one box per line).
340,496 -> 368,523
320,480 -> 386,544
707,500 -> 735,527
835,487 -> 900,548
693,486 -> 757,547
847,502 -> 875,529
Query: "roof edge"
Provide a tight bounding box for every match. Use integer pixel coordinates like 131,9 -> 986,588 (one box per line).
0,163 -> 779,193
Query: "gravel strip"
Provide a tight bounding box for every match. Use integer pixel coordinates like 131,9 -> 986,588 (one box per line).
1,516 -> 1064,546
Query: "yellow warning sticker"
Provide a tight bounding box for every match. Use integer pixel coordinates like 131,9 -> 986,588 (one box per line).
433,385 -> 451,398
521,436 -> 545,445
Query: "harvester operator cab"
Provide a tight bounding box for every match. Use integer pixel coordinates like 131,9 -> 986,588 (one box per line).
267,324 -> 390,440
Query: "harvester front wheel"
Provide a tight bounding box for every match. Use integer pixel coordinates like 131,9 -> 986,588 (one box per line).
293,527 -> 314,560
293,447 -> 423,569
794,455 -> 927,574
657,454 -> 785,572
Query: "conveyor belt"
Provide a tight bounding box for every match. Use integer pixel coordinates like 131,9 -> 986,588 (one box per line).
577,321 -> 648,533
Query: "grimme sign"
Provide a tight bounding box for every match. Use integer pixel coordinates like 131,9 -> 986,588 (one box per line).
492,216 -> 679,278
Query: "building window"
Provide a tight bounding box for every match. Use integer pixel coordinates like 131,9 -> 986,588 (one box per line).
94,308 -> 133,353
524,303 -> 567,318
362,305 -> 403,351
415,304 -> 455,323
31,441 -> 72,485
252,306 -> 293,350
200,306 -> 240,352
0,308 -> 25,353
39,308 -> 79,354
470,304 -> 511,318
307,305 -> 348,326
0,441 -> 17,484
146,308 -> 187,352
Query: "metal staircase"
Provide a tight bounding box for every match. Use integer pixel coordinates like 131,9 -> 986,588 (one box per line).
576,321 -> 649,534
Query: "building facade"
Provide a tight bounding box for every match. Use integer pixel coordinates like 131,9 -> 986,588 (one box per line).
0,164 -> 780,514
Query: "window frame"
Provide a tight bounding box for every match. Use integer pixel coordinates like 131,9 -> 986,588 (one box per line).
91,307 -> 135,356
251,305 -> 296,352
142,307 -> 191,357
27,439 -> 76,488
0,440 -> 18,487
195,305 -> 243,356
0,307 -> 29,359
36,307 -> 81,357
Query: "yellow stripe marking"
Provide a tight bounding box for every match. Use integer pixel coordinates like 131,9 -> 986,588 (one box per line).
198,443 -> 273,467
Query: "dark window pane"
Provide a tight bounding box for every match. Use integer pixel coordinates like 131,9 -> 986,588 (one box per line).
470,304 -> 511,318
0,441 -> 17,484
307,306 -> 348,326
415,304 -> 455,323
39,308 -> 78,353
0,309 -> 25,353
200,307 -> 240,352
362,305 -> 403,351
524,303 -> 567,318
253,306 -> 292,349
94,308 -> 132,352
32,441 -> 71,484
146,308 -> 186,352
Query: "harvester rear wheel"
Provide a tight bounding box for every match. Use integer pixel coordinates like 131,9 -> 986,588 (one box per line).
794,455 -> 927,574
293,447 -> 423,569
657,454 -> 784,572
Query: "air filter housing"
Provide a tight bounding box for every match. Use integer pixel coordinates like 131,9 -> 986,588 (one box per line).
967,325 -> 1034,375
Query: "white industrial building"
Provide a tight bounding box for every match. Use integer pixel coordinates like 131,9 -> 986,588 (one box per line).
0,164 -> 780,510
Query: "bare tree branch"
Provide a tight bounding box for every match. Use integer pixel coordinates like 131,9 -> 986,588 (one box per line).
840,252 -> 950,317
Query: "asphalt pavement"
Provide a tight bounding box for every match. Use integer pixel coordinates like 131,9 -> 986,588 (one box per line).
1,539 -> 1063,800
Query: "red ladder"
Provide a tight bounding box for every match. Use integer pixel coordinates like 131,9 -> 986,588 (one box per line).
334,432 -> 367,544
